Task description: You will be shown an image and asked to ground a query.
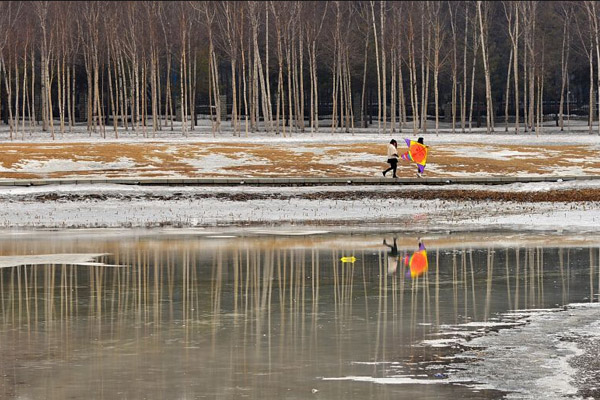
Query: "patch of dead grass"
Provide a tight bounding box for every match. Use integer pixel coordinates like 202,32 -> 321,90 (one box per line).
2,141 -> 600,178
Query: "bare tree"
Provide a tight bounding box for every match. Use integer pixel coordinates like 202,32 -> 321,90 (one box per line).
370,0 -> 382,133
503,1 -> 521,133
430,1 -> 448,134
575,2 -> 595,134
557,3 -> 572,132
584,1 -> 600,134
477,1 -> 494,133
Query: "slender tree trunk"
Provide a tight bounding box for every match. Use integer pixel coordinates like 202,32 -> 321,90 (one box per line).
331,38 -> 338,132
166,53 -> 173,130
241,35 -> 249,136
14,54 -> 20,135
558,9 -> 569,131
360,28 -> 369,129
1,56 -> 15,139
307,37 -> 313,134
151,48 -> 158,133
299,30 -> 305,132
589,36 -> 594,134
523,30 -> 528,132
504,48 -> 513,131
593,2 -> 600,135
231,58 -> 238,135
264,5 -> 273,133
71,64 -> 76,130
157,52 -> 162,131
513,8 -> 520,133
380,0 -> 387,134
31,48 -> 36,128
398,51 -> 406,131
390,47 -> 396,133
469,19 -> 479,133
180,48 -> 187,136
477,1 -> 493,133
371,0 -> 381,132
108,48 -> 117,136
449,4 -> 458,134
408,25 -> 419,134
21,49 -> 29,136
461,3 -> 469,132
423,21 -> 431,133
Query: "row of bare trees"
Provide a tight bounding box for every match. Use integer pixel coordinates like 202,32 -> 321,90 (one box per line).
1,1 -> 600,140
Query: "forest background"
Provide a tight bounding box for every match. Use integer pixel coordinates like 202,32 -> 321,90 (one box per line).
1,1 -> 600,140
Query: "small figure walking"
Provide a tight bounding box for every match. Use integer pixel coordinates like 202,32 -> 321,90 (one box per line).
383,139 -> 399,178
401,137 -> 428,178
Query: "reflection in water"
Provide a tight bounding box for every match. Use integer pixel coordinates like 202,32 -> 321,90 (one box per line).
402,239 -> 428,278
383,238 -> 399,275
0,235 -> 598,399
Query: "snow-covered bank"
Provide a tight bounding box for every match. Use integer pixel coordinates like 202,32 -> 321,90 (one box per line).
446,303 -> 600,399
323,304 -> 600,399
1,180 -> 600,231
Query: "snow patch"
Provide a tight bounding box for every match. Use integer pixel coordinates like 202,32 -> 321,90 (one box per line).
0,253 -> 123,268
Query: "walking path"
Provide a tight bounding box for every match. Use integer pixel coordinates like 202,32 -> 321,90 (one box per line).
2,175 -> 600,187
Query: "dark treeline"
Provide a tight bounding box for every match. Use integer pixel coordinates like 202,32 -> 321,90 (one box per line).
0,1 -> 599,139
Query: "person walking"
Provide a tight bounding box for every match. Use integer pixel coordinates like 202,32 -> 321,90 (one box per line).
400,137 -> 428,178
383,139 -> 399,178
415,137 -> 426,178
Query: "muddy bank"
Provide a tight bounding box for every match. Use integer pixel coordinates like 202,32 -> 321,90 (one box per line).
17,188 -> 600,203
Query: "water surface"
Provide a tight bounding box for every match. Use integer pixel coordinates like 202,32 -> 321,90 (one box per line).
0,232 -> 598,399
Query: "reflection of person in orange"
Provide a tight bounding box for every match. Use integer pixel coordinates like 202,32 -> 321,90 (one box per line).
383,238 -> 399,275
403,239 -> 428,278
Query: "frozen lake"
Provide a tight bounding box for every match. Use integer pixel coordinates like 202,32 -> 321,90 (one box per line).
0,231 -> 598,399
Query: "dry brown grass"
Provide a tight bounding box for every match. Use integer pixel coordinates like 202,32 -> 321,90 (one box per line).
1,141 -> 599,179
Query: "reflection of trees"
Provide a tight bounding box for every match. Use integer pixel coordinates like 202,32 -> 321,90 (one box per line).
0,240 -> 599,397
0,244 -> 598,335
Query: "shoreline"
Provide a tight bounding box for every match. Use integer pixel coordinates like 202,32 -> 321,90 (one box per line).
0,182 -> 599,231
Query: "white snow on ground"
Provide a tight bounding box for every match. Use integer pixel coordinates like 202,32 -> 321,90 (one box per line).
179,153 -> 268,173
2,119 -> 600,146
0,253 -> 122,268
444,146 -> 547,160
1,181 -> 600,230
8,158 -> 136,174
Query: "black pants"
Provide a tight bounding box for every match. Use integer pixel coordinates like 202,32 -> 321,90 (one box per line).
384,158 -> 398,177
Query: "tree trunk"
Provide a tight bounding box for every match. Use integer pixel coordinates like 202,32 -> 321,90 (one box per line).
380,0 -> 387,134
477,1 -> 493,133
370,1 -> 381,132
398,51 -> 406,131
513,8 -> 520,134
468,17 -> 479,133
558,8 -> 569,131
461,3 -> 469,133
360,27 -> 370,129
504,48 -> 513,132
